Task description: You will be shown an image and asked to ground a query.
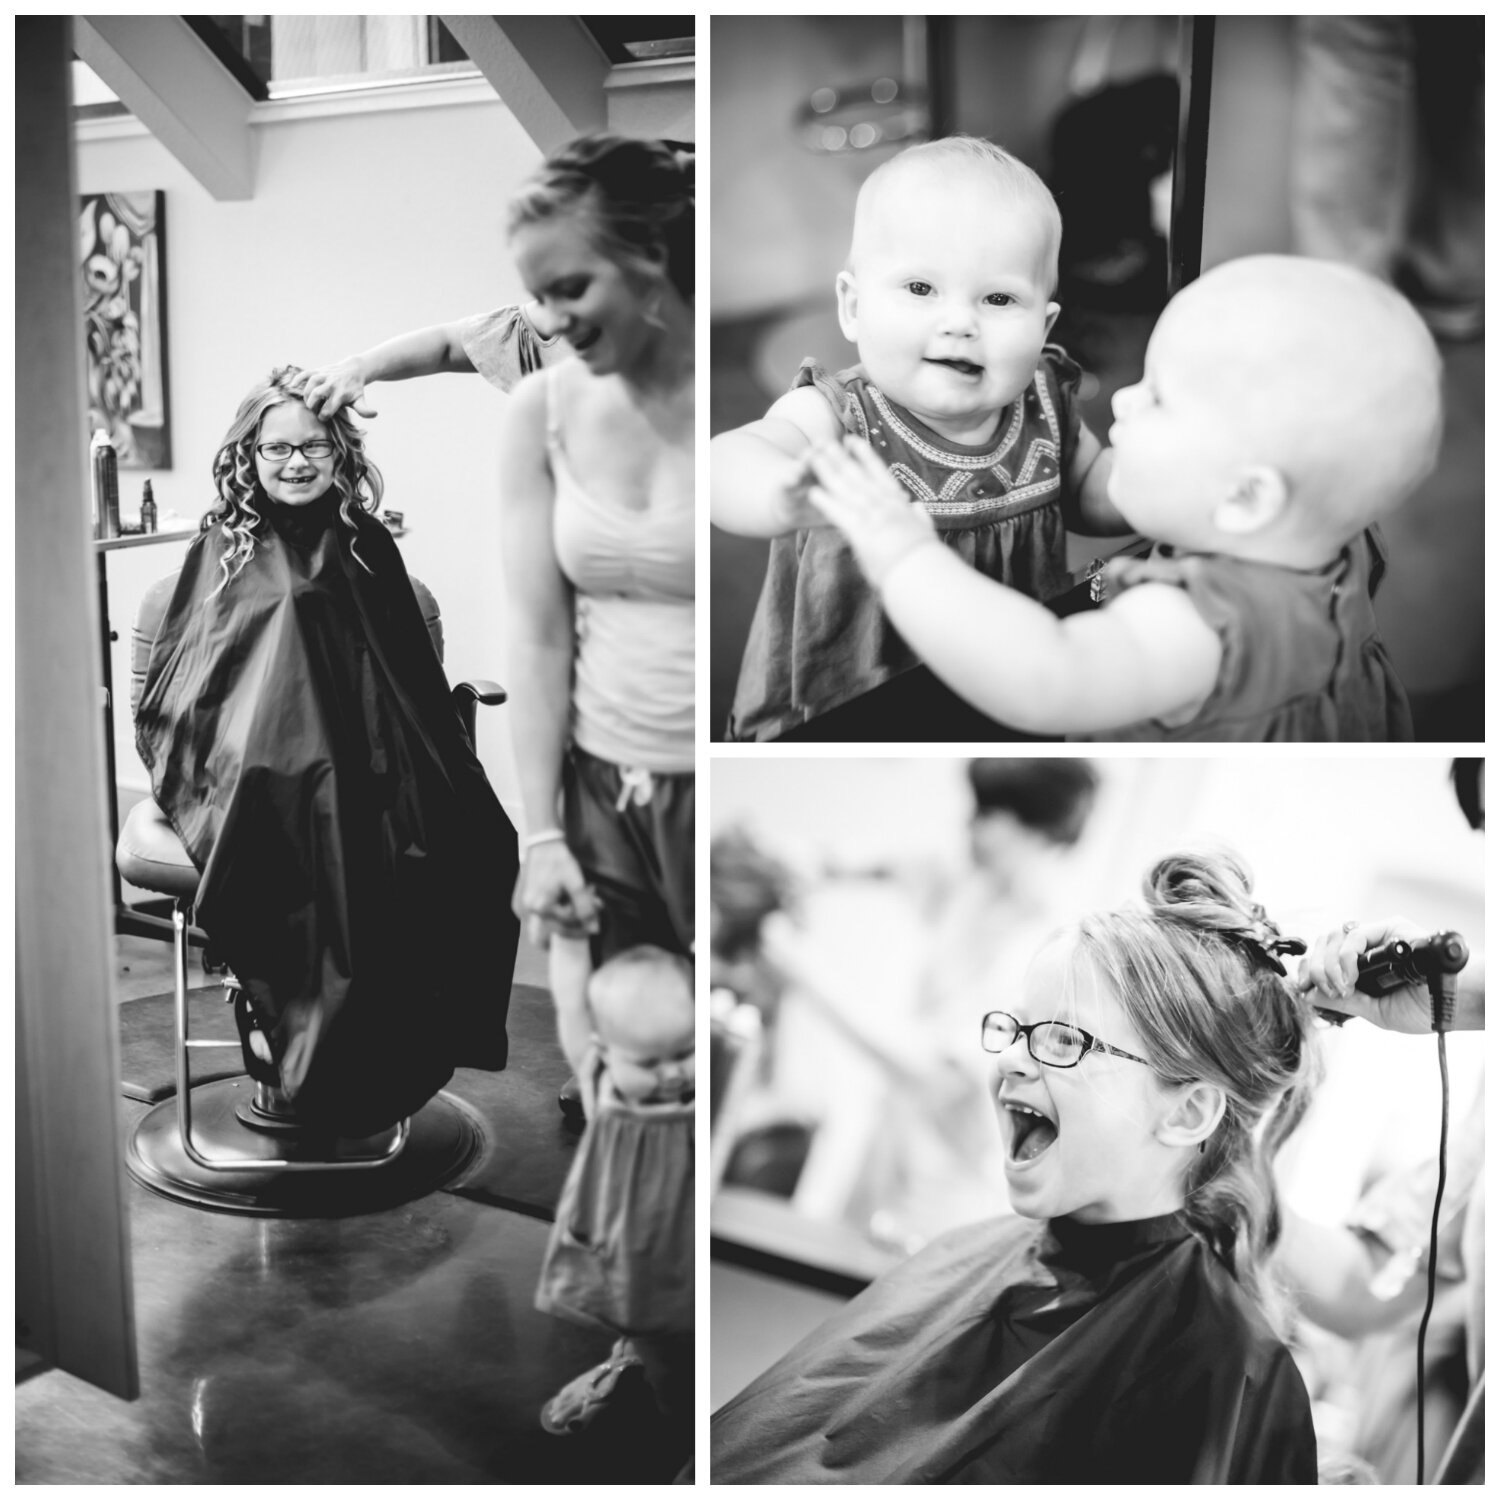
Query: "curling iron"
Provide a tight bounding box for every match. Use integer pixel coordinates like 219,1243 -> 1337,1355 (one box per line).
1315,931 -> 1469,1030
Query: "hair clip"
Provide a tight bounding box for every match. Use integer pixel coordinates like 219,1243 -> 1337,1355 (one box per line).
1239,929 -> 1307,978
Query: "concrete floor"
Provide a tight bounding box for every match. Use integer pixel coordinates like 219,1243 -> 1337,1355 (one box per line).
16,925 -> 692,1485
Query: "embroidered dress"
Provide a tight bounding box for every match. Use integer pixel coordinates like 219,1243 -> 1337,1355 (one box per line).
1078,527 -> 1413,741
729,346 -> 1082,741
710,1211 -> 1317,1484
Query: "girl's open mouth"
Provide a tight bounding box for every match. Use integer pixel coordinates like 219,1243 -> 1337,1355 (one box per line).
1005,1101 -> 1059,1165
928,357 -> 983,379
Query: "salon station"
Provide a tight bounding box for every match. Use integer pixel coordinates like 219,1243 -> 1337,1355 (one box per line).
17,16 -> 693,1484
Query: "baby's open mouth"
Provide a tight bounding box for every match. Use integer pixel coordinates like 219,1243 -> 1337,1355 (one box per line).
1005,1101 -> 1059,1163
928,357 -> 983,378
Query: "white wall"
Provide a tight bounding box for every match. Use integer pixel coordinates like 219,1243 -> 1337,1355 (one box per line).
79,89 -> 545,816
605,60 -> 694,142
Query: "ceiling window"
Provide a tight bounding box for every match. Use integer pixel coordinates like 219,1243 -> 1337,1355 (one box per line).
190,16 -> 475,98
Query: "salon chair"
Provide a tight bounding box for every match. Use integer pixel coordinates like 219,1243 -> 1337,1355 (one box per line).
117,572 -> 503,1215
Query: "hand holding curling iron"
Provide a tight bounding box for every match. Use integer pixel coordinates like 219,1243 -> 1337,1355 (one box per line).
1297,919 -> 1473,1033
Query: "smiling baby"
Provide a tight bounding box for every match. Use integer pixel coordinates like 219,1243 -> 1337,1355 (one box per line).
714,135 -> 1131,741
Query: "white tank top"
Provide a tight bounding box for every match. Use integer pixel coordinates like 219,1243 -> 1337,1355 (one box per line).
546,365 -> 694,772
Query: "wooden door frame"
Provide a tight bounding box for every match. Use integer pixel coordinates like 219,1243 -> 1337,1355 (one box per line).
16,15 -> 139,1400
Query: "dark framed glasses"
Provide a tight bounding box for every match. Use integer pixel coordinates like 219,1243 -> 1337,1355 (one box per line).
981,1010 -> 1150,1070
256,439 -> 335,462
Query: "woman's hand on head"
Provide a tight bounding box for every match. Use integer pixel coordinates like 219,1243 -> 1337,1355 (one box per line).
513,838 -> 601,948
807,436 -> 939,586
1294,916 -> 1436,1034
288,359 -> 378,421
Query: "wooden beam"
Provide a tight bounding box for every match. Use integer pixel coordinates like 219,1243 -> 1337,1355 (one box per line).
440,16 -> 608,151
75,16 -> 255,200
16,15 -> 138,1400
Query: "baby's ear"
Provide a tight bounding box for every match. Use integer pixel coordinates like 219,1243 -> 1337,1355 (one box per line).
1213,465 -> 1288,536
1158,1081 -> 1226,1151
1043,301 -> 1061,339
835,271 -> 860,343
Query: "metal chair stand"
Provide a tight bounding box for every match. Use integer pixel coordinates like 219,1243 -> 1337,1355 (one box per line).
117,799 -> 485,1218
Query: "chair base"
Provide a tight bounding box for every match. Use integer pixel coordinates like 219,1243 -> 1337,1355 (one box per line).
127,1078 -> 486,1218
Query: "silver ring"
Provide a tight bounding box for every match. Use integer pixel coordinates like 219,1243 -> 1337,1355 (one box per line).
1342,920 -> 1359,934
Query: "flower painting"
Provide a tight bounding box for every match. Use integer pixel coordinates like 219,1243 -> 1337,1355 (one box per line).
80,190 -> 171,468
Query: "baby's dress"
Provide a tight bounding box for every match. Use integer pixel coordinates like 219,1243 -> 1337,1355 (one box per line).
728,347 -> 1082,742
535,1044 -> 694,1337
1078,527 -> 1413,741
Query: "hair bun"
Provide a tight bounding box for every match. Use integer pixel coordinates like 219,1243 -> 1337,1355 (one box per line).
513,132 -> 695,299
1144,848 -> 1256,920
545,133 -> 692,211
1145,848 -> 1305,977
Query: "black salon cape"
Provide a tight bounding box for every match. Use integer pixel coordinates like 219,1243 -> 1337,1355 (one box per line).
711,1211 -> 1317,1484
136,495 -> 520,1135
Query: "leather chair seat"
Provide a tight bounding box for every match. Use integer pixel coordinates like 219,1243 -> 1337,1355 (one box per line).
117,797 -> 199,901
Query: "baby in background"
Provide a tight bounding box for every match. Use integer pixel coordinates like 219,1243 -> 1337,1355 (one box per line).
714,135 -> 1132,741
535,944 -> 694,1436
580,943 -> 696,1112
807,254 -> 1441,741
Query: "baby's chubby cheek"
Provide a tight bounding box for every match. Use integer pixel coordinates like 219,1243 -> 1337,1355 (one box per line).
1104,457 -> 1128,505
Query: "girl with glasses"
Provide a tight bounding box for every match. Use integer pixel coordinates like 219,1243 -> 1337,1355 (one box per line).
134,366 -> 521,1134
712,848 -> 1320,1483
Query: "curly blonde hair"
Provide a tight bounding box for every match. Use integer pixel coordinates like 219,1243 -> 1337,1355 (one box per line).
201,365 -> 384,595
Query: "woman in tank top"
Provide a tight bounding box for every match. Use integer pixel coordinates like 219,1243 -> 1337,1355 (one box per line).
498,134 -> 695,1448
498,134 -> 694,964
289,136 -> 695,976
286,136 -> 694,1450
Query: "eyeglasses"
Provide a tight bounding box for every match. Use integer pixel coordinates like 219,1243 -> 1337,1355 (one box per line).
981,1010 -> 1150,1070
256,440 -> 335,462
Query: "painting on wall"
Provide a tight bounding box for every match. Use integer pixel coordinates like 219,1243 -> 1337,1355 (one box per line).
79,189 -> 172,469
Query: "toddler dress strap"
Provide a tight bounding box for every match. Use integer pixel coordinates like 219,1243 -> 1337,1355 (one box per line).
791,358 -> 862,435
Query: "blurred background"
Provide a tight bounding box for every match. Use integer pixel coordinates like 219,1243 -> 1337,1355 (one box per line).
710,755 -> 1485,1481
709,15 -> 1484,741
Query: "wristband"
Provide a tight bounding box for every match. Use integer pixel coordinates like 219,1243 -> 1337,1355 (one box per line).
523,828 -> 568,852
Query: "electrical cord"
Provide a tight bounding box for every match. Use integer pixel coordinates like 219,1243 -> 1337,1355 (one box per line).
1413,1030 -> 1450,1485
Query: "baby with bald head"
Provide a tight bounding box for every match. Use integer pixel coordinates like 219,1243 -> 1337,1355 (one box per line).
715,135 -> 1128,742
803,252 -> 1441,741
837,138 -> 1066,444
1105,255 -> 1442,557
587,944 -> 695,1108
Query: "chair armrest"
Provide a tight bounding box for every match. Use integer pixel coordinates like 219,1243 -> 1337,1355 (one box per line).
452,678 -> 508,707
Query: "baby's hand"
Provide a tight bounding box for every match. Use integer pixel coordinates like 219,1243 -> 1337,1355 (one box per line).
808,436 -> 938,585
767,449 -> 830,533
